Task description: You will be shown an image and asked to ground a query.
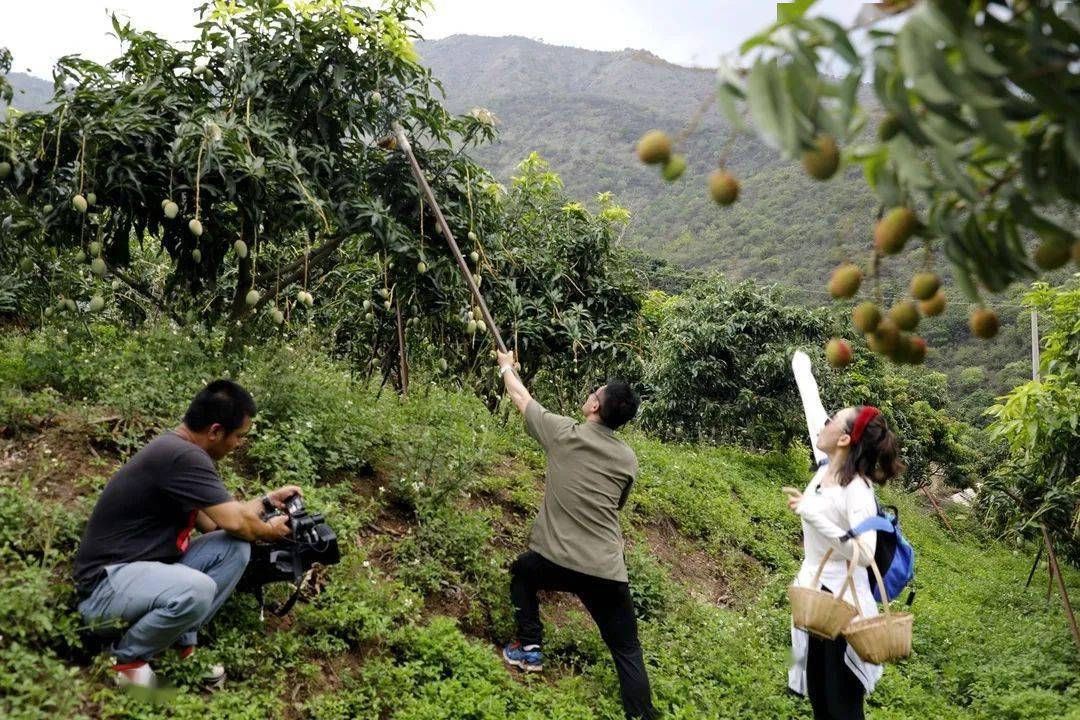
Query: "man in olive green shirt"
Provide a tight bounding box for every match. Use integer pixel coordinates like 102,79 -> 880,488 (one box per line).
496,350 -> 657,720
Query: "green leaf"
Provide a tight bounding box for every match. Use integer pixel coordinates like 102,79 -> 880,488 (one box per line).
838,69 -> 860,129
1010,196 -> 1077,247
1021,129 -> 1053,204
863,154 -> 900,206
1064,117 -> 1080,169
973,107 -> 1019,151
934,147 -> 980,202
716,83 -> 747,132
897,19 -> 955,106
959,34 -> 1007,77
812,17 -> 858,66
928,51 -> 1003,110
745,59 -> 798,155
951,255 -> 980,302
784,47 -> 822,118
777,0 -> 817,22
861,150 -> 887,192
921,106 -> 976,146
739,28 -> 777,55
891,137 -> 935,191
920,2 -> 959,43
1048,129 -> 1080,203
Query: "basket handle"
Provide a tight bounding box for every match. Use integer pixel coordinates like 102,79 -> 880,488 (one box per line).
853,537 -> 891,617
810,542 -> 865,615
838,539 -> 862,616
809,547 -> 835,590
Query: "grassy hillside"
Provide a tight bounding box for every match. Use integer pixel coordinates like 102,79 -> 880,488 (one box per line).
1,324 -> 1077,719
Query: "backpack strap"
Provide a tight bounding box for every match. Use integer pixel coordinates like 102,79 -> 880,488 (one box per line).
845,514 -> 896,538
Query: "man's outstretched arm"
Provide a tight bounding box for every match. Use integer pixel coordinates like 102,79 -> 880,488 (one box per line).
497,350 -> 532,413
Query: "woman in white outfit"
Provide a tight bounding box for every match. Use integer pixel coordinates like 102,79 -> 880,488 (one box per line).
784,351 -> 902,720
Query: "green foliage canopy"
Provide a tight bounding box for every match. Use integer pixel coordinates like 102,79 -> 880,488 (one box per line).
982,277 -> 1080,562
639,277 -> 832,448
0,0 -> 495,328
637,275 -> 987,486
308,153 -> 644,405
718,0 -> 1079,338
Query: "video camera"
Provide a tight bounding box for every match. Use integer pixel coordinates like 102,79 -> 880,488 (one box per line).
238,493 -> 341,617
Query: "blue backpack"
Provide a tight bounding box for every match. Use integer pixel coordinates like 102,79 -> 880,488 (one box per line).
847,505 -> 916,605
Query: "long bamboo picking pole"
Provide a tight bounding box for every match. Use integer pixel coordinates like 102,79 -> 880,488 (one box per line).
391,121 -> 509,355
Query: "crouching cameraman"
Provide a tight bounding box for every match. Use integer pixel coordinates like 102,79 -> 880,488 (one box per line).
72,380 -> 299,689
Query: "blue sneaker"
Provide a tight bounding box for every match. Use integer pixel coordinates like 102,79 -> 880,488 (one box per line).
502,641 -> 543,672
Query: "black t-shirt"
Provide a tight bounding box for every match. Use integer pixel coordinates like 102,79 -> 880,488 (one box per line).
72,431 -> 232,595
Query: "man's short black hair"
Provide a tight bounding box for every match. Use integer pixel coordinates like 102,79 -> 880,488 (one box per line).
598,381 -> 639,430
183,379 -> 257,434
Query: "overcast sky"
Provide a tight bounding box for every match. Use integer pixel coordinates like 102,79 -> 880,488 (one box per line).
4,0 -> 869,78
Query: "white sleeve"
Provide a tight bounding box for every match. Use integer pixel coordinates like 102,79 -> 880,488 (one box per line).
847,482 -> 877,566
795,482 -> 876,566
792,351 -> 828,465
795,497 -> 851,556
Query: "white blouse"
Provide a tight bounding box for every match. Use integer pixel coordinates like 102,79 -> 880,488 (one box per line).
787,351 -> 883,696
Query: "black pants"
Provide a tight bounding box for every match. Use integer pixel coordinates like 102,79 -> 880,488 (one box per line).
509,550 -> 658,720
806,589 -> 866,720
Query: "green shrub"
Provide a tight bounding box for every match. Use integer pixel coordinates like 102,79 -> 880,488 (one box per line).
0,479 -> 87,562
639,278 -> 832,448
0,643 -> 89,720
298,552 -> 419,648
240,347 -> 382,485
0,550 -> 81,650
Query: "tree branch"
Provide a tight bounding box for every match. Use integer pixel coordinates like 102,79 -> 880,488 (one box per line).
983,167 -> 1020,197
251,252 -> 339,314
105,261 -> 185,325
225,218 -> 256,347
253,233 -> 347,287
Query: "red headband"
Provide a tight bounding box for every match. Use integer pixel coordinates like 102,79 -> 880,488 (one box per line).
849,407 -> 880,445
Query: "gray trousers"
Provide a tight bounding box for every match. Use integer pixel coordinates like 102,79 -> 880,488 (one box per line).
78,530 -> 251,663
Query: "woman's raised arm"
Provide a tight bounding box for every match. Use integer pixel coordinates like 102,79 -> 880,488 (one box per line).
791,350 -> 828,466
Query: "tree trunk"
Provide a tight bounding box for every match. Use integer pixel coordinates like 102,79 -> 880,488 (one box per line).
396,299 -> 409,396
1042,525 -> 1080,652
921,485 -> 955,535
224,218 -> 256,353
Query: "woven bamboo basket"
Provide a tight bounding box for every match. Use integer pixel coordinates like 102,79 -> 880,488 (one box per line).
842,539 -> 914,664
789,547 -> 860,640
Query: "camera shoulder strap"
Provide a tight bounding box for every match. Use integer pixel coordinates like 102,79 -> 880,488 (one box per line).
255,549 -> 307,619
268,548 -> 306,617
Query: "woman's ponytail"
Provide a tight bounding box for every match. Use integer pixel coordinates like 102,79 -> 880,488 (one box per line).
839,409 -> 903,486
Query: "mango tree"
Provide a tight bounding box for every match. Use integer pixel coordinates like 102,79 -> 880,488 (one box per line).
637,275 -> 985,486
0,0 -> 495,342
304,153 -> 644,406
